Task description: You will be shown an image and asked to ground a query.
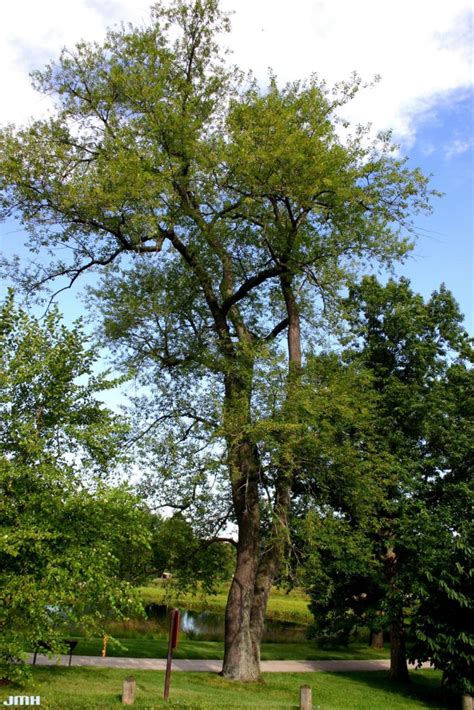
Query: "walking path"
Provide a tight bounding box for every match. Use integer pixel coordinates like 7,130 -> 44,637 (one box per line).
29,655 -> 433,673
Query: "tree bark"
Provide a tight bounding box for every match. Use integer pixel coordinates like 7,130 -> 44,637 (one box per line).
249,504 -> 289,659
221,437 -> 262,681
369,629 -> 384,649
222,471 -> 291,681
281,274 -> 302,372
389,618 -> 409,683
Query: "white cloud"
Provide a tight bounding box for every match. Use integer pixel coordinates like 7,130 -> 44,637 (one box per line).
219,0 -> 473,145
1,0 -> 472,144
444,137 -> 474,159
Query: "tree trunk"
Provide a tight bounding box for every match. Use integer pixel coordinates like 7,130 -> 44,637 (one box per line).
369,629 -> 384,649
221,276 -> 299,681
221,431 -> 262,681
389,619 -> 409,683
222,545 -> 261,681
222,490 -> 290,680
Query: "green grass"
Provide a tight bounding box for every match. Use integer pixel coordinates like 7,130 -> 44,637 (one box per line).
72,637 -> 390,661
11,667 -> 454,709
138,584 -> 313,625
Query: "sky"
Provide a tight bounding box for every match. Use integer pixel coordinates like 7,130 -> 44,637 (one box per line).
0,0 -> 473,334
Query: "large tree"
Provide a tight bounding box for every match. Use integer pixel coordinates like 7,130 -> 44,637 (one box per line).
0,1 -> 434,680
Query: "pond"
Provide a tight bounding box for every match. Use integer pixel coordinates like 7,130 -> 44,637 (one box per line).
145,604 -> 308,642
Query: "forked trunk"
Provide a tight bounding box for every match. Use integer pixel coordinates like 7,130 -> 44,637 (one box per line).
222,499 -> 262,681
389,618 -> 409,683
222,480 -> 291,680
221,277 -> 299,682
222,530 -> 284,680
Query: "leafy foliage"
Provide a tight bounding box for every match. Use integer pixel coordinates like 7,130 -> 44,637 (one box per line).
151,514 -> 235,592
408,523 -> 473,696
0,293 -> 152,681
302,278 -> 473,689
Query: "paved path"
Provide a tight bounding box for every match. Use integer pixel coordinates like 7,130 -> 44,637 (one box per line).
29,655 -> 433,673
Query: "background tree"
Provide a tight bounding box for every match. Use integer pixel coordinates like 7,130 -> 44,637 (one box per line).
304,516 -> 387,647
0,0 -> 434,680
301,277 -> 473,686
0,293 -> 152,682
407,361 -> 473,699
344,277 -> 472,682
151,513 -> 235,591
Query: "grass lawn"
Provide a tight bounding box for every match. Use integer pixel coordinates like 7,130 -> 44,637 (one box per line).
72,637 -> 390,661
11,667 -> 454,709
138,584 -> 313,624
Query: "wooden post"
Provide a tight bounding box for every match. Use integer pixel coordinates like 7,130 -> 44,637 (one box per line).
164,609 -> 180,700
462,695 -> 473,710
300,684 -> 312,710
122,676 -> 136,706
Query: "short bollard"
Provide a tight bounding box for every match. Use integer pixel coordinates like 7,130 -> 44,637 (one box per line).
462,696 -> 473,710
122,676 -> 136,706
300,684 -> 312,710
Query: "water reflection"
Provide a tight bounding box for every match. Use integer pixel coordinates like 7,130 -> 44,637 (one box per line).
145,604 -> 307,642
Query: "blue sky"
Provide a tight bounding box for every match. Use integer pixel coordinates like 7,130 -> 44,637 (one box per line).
0,0 -> 472,335
393,90 -> 473,332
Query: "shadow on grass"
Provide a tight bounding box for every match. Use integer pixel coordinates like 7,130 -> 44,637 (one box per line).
332,670 -> 457,710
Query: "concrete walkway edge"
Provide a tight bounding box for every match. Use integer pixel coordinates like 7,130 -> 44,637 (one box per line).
28,655 -> 434,673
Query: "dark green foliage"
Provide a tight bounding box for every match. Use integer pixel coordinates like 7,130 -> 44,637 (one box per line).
408,514 -> 473,696
151,514 -> 235,591
303,278 -> 473,691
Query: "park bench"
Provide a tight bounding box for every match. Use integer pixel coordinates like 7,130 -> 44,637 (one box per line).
32,639 -> 78,667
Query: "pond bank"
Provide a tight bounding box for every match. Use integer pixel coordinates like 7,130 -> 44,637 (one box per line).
138,585 -> 313,625
143,604 -> 308,642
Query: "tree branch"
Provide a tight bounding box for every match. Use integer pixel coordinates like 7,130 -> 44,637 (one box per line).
265,317 -> 290,341
222,265 -> 287,315
201,536 -> 238,549
37,246 -> 126,310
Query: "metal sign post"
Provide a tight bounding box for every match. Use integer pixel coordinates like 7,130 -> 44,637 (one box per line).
164,608 -> 180,700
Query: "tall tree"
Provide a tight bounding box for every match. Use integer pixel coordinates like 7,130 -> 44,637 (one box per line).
0,293 -> 151,682
343,277 -> 472,679
0,1 -> 434,680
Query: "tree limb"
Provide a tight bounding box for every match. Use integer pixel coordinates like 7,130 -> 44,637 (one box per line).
265,318 -> 290,341
222,265 -> 287,315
